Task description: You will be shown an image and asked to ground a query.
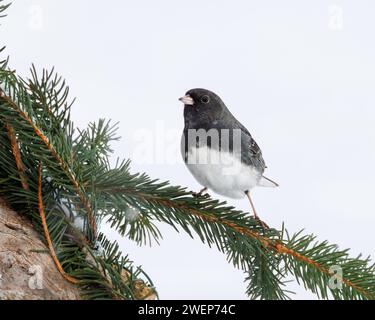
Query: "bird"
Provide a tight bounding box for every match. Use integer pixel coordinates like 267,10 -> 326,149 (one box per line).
179,88 -> 278,227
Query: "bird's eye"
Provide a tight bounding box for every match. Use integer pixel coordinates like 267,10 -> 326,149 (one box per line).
200,95 -> 210,104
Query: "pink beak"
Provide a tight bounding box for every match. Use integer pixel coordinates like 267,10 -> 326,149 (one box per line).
179,95 -> 194,105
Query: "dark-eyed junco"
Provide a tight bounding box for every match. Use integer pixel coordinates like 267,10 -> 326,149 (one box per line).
179,88 -> 278,227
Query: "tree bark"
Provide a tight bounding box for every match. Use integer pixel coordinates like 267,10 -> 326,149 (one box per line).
0,200 -> 81,300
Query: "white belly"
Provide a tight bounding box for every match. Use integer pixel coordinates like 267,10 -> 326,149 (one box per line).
185,147 -> 262,199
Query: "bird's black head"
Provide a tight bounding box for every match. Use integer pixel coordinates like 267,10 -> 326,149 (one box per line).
179,88 -> 227,127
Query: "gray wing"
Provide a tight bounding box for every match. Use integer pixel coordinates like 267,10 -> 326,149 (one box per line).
240,129 -> 266,172
218,119 -> 267,173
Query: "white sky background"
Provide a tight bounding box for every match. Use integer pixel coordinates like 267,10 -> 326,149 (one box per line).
1,0 -> 375,299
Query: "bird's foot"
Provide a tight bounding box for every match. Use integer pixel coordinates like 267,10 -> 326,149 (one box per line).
192,187 -> 209,198
253,213 -> 270,230
245,191 -> 270,230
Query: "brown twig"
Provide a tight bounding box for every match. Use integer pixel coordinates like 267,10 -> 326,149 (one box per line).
38,162 -> 79,285
5,124 -> 30,191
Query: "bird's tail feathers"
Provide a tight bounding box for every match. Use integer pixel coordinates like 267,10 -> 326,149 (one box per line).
257,176 -> 279,188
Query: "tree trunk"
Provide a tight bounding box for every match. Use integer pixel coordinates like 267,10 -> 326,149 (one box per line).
0,200 -> 81,300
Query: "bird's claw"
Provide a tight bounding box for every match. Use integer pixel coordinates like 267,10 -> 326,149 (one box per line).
253,214 -> 270,230
192,188 -> 209,198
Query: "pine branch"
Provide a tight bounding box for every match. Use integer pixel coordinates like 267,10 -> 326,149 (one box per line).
0,81 -> 98,240
0,86 -> 157,300
94,166 -> 375,299
1,1 -> 375,300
